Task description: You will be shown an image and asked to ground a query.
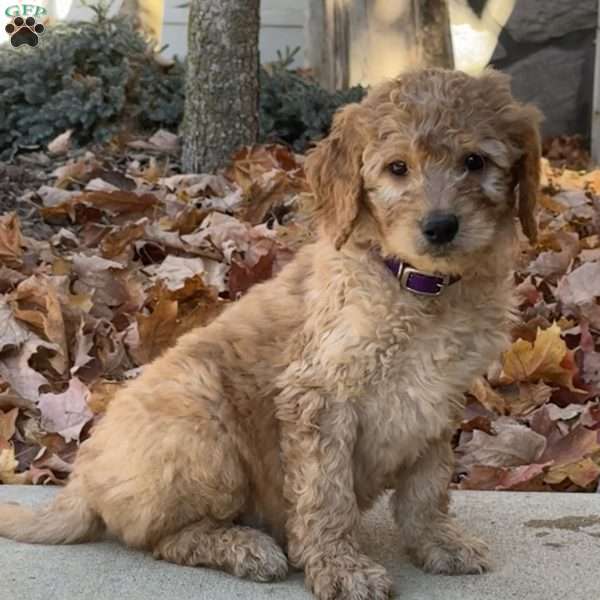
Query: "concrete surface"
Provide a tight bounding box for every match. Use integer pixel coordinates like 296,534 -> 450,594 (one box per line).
1,486 -> 599,600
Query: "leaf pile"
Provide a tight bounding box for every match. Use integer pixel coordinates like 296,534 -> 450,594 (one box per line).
0,140 -> 599,492
0,135 -> 308,484
455,158 -> 600,492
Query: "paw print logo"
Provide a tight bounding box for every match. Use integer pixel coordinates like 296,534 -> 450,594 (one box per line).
5,16 -> 45,48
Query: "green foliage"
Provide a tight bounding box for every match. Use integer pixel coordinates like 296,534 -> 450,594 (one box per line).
0,5 -> 184,159
260,58 -> 365,151
0,11 -> 364,159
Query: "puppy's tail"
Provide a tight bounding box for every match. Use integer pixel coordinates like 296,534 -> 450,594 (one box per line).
0,482 -> 104,544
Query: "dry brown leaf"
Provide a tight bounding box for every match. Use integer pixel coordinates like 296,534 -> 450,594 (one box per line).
100,221 -> 146,259
133,295 -> 179,364
51,154 -> 102,187
458,463 -> 549,491
0,212 -> 24,268
0,445 -> 29,484
10,275 -> 70,374
41,190 -> 159,223
457,419 -> 546,470
468,377 -> 507,413
0,298 -> 31,352
539,425 -> 600,466
508,382 -> 555,416
88,379 -> 124,414
527,231 -> 579,278
0,407 -> 18,441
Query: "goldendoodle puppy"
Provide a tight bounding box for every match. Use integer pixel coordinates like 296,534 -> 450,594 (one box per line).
0,68 -> 540,600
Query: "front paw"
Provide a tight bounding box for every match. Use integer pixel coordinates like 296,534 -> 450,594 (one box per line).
306,552 -> 393,600
411,531 -> 490,575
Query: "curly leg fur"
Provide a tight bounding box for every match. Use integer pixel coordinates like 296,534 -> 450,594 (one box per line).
277,389 -> 393,600
391,439 -> 491,575
154,519 -> 288,582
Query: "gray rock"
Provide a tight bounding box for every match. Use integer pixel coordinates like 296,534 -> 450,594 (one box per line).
503,39 -> 595,138
504,0 -> 596,43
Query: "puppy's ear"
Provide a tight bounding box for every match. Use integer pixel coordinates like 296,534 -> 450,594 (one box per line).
514,109 -> 542,244
479,69 -> 542,244
305,103 -> 368,249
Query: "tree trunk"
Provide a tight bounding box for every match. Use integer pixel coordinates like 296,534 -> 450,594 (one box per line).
182,0 -> 260,173
413,0 -> 454,69
307,0 -> 453,91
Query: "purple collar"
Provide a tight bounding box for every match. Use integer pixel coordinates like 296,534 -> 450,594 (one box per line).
384,259 -> 460,296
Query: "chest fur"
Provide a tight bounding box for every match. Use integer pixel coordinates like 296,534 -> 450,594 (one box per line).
351,285 -> 512,494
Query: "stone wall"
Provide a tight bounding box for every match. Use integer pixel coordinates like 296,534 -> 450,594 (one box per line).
488,0 -> 597,139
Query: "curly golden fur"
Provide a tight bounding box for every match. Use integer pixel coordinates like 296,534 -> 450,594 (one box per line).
0,69 -> 541,600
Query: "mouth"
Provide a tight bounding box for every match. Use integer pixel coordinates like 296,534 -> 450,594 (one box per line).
416,238 -> 457,258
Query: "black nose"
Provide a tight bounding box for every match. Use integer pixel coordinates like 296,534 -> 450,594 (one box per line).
421,213 -> 459,245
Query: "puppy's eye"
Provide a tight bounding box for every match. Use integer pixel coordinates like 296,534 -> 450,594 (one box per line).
388,161 -> 408,177
464,153 -> 485,171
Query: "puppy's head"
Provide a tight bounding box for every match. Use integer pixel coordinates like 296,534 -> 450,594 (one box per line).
305,69 -> 541,274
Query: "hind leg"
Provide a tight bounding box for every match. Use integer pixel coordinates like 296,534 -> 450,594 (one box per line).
153,519 -> 288,582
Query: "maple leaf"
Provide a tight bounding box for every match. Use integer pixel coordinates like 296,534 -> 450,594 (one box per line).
501,323 -> 581,391
10,275 -> 70,374
38,377 -> 93,443
0,338 -> 53,404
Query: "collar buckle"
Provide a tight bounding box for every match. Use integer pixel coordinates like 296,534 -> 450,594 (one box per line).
397,263 -> 450,296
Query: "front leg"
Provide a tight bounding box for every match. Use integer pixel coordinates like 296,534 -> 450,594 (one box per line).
391,437 -> 490,575
277,389 -> 392,600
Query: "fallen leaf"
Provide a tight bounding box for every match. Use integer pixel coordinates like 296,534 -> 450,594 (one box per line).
0,445 -> 29,484
456,419 -> 546,470
132,294 -> 178,364
0,212 -> 24,268
143,255 -> 227,293
539,425 -> 600,466
0,338 -> 53,403
458,463 -> 549,491
558,261 -> 600,304
501,323 -> 581,391
528,231 -> 579,278
0,407 -> 18,441
0,298 -> 31,352
47,129 -> 73,156
87,379 -> 123,414
38,377 -> 93,443
11,275 -> 70,374
544,458 -> 600,488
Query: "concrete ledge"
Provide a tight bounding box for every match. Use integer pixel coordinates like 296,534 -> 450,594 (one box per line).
1,486 -> 599,599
